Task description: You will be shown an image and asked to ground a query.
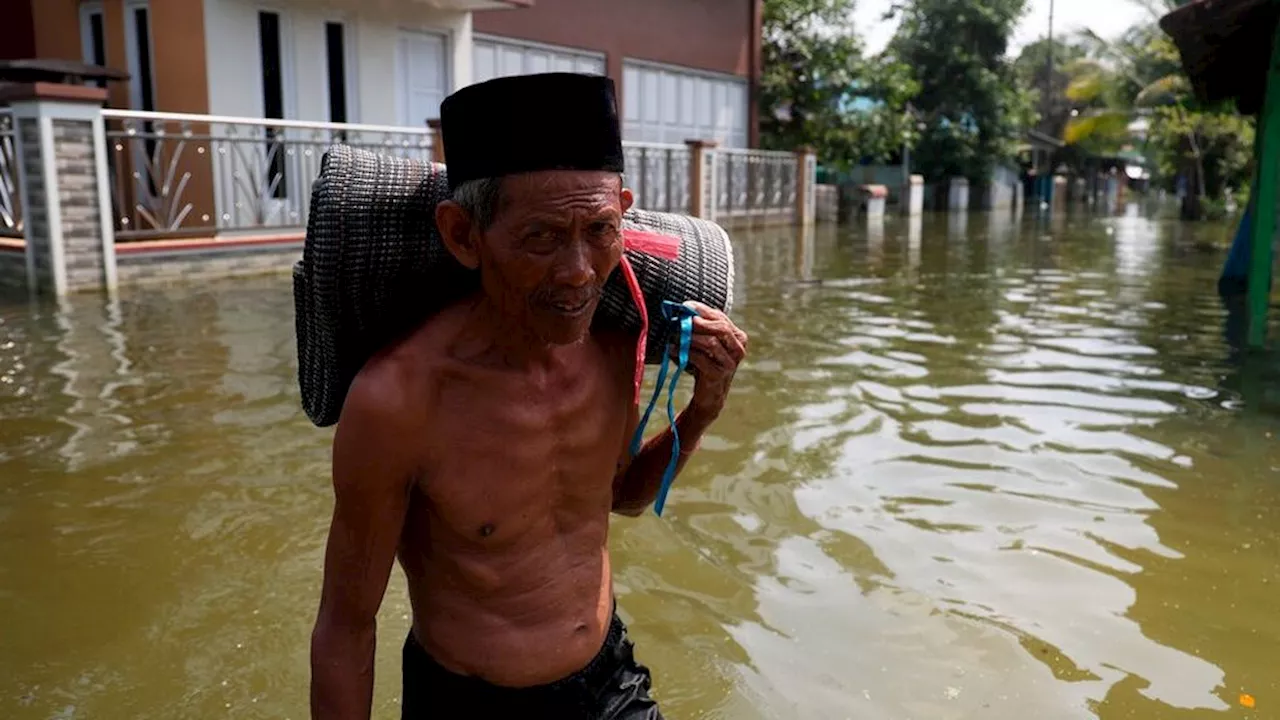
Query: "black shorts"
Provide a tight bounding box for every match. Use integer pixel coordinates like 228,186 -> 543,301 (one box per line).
401,612 -> 664,719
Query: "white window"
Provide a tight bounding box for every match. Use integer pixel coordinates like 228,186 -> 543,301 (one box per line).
123,0 -> 157,111
258,10 -> 292,201
472,35 -> 605,86
324,21 -> 357,124
397,31 -> 449,127
622,60 -> 748,148
254,8 -> 298,120
79,2 -> 107,86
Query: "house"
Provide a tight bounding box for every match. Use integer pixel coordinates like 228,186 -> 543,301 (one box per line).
471,0 -> 760,147
4,0 -> 761,147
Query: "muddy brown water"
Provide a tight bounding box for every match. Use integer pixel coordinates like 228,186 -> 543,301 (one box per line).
2,209 -> 1278,719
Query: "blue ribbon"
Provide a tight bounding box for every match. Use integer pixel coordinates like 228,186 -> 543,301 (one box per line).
628,300 -> 698,517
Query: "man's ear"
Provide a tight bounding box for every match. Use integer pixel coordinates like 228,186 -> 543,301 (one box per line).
435,200 -> 480,270
620,186 -> 635,214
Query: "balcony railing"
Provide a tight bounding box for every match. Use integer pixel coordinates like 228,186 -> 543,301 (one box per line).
714,148 -> 797,219
622,141 -> 691,215
90,109 -> 808,241
0,110 -> 22,240
101,110 -> 434,240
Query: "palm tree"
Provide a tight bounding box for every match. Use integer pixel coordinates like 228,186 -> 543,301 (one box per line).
1060,1 -> 1214,207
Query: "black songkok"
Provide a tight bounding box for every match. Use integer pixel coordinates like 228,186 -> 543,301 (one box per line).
439,72 -> 626,193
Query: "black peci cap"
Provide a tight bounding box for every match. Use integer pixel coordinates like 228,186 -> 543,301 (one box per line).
439,72 -> 625,193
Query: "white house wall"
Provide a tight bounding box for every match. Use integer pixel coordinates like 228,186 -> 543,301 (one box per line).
622,60 -> 748,148
203,0 -> 473,126
472,35 -> 604,86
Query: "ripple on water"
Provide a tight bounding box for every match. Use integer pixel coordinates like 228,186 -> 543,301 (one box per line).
714,217 -> 1272,717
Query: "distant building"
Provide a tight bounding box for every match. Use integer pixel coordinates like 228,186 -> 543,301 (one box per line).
5,0 -> 760,147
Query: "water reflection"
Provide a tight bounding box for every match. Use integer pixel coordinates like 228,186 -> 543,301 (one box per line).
2,212 -> 1279,719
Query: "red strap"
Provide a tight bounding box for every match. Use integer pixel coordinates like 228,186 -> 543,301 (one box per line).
618,255 -> 647,406
622,228 -> 681,261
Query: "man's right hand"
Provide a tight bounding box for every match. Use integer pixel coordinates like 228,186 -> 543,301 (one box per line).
311,365 -> 416,720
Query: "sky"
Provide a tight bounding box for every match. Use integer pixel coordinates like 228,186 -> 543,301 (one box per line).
853,0 -> 1155,55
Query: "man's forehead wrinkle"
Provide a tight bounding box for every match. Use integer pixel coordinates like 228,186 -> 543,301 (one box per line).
516,202 -> 620,229
506,180 -> 619,213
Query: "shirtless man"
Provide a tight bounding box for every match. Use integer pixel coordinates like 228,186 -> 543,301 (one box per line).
309,73 -> 748,719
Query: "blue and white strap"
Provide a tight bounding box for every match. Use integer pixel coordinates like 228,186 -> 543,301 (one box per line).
628,300 -> 698,517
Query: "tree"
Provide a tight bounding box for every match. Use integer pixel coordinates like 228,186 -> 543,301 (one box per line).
884,0 -> 1036,183
1013,37 -> 1088,141
1064,15 -> 1255,215
760,0 -> 920,169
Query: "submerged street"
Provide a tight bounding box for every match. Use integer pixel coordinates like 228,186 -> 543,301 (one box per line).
2,209 -> 1278,719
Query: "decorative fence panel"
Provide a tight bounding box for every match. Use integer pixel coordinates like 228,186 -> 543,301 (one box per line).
621,142 -> 691,215
0,110 -> 22,239
4,104 -> 815,255
101,110 -> 434,240
713,148 -> 797,220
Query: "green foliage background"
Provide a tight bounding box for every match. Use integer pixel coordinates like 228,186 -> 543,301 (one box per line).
758,0 -> 1258,207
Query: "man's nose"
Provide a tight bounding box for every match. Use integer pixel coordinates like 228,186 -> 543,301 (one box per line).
554,239 -> 594,288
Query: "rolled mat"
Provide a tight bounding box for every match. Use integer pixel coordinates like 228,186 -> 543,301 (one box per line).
294,144 -> 735,428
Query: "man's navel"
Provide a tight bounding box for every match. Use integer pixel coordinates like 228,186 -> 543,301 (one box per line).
478,523 -> 495,538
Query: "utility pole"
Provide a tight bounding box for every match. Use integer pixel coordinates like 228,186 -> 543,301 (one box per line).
1046,0 -> 1055,87
902,102 -> 913,201
1043,0 -> 1056,205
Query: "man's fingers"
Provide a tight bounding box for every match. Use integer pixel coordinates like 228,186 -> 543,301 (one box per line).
688,318 -> 746,361
690,317 -> 739,345
690,336 -> 735,372
667,335 -> 732,372
686,347 -> 724,379
667,334 -> 720,360
683,300 -> 722,319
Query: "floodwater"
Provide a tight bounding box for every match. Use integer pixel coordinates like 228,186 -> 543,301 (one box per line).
2,208 -> 1279,719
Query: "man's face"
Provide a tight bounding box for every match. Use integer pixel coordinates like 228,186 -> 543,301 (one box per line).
476,171 -> 632,345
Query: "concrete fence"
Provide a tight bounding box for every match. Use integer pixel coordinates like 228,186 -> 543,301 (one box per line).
0,82 -> 818,299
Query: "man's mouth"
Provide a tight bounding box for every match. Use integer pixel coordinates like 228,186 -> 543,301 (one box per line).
547,296 -> 594,316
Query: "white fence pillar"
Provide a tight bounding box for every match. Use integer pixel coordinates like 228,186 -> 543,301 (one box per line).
948,177 -> 970,212
685,139 -> 718,221
794,146 -> 816,225
904,174 -> 924,216
1,83 -> 114,297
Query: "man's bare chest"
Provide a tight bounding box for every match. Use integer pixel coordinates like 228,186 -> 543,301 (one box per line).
417,358 -> 632,540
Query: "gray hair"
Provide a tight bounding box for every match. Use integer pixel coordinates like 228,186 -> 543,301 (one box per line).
452,173 -> 627,232
452,177 -> 505,232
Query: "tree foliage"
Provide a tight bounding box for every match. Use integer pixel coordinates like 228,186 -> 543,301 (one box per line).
883,0 -> 1036,183
759,0 -> 919,169
1148,106 -> 1255,201
1057,16 -> 1255,204
1013,37 -> 1088,140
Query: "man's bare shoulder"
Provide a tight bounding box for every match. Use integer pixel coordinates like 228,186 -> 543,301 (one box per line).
339,309 -> 465,433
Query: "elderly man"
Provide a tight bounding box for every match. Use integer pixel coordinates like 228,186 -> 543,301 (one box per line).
309,73 -> 748,720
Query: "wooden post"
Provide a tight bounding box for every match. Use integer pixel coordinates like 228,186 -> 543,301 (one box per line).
685,139 -> 717,219
426,118 -> 445,164
1246,19 -> 1280,348
794,146 -> 815,224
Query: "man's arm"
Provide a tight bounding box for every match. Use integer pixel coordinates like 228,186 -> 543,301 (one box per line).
612,405 -> 717,516
612,302 -> 748,516
310,372 -> 416,720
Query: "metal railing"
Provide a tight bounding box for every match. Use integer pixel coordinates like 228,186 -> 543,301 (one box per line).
0,110 -> 22,240
714,148 -> 797,219
101,110 -> 434,240
622,141 -> 692,214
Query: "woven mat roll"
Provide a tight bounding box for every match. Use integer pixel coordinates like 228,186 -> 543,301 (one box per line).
294,145 -> 735,428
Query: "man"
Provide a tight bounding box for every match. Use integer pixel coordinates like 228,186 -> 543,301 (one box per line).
309,73 -> 748,720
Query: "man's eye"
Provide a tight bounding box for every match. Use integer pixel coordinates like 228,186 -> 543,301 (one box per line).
521,230 -> 559,252
589,223 -> 618,239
